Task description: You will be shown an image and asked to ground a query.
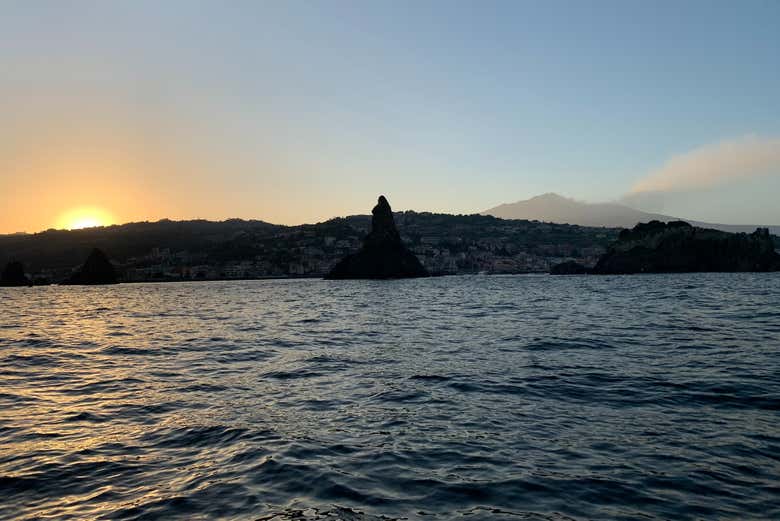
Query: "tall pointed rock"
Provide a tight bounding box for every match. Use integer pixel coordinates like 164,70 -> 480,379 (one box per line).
326,196 -> 429,279
63,248 -> 118,285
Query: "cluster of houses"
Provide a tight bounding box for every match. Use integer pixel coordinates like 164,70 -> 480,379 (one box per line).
115,233 -> 606,282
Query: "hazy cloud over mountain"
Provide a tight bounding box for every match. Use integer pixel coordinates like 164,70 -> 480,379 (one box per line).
628,136 -> 780,195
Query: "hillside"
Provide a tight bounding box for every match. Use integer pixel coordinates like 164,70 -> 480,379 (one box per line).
0,219 -> 284,273
0,213 -> 619,281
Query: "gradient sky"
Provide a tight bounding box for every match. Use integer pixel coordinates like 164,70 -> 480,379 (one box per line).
2,1 -> 779,233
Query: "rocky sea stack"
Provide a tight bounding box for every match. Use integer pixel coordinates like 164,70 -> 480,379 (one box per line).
590,221 -> 780,274
326,196 -> 429,279
549,260 -> 591,275
63,248 -> 119,285
1,261 -> 32,287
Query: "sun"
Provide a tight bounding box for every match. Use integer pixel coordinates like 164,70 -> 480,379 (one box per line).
56,206 -> 115,230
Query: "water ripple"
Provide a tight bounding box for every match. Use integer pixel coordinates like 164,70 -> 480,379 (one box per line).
0,274 -> 779,520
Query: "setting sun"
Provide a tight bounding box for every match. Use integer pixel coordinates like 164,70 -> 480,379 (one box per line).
56,206 -> 115,230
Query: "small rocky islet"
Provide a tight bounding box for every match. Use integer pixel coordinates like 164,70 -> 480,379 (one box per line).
0,261 -> 32,287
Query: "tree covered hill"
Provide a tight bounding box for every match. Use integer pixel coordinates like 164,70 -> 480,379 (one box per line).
1,213 -> 624,280
0,219 -> 283,272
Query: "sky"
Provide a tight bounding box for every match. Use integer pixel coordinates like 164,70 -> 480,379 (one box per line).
1,0 -> 779,233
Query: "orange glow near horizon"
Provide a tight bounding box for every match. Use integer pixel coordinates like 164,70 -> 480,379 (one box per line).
56,207 -> 115,230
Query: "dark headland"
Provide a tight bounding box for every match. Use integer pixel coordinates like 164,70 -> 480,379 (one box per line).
326,196 -> 429,279
552,220 -> 780,274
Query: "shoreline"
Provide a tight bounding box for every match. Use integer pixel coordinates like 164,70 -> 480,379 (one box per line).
7,270 -> 780,289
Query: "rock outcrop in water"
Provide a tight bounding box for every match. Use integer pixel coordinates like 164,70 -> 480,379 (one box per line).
550,260 -> 591,275
326,196 -> 429,279
1,261 -> 32,287
63,248 -> 119,285
588,221 -> 780,274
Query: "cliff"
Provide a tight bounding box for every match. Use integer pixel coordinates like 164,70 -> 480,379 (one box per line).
591,221 -> 780,274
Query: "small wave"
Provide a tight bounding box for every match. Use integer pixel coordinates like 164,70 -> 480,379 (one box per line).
63,411 -> 108,423
262,370 -> 324,380
0,353 -> 59,366
409,374 -> 451,382
105,330 -> 132,337
59,377 -> 146,395
0,475 -> 42,493
1,460 -> 146,500
178,383 -> 229,393
101,346 -> 149,355
0,392 -> 41,405
104,401 -> 181,418
371,389 -> 428,403
256,506 -> 400,520
140,425 -> 249,448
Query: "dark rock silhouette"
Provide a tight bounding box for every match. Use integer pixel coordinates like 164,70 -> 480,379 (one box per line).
32,276 -> 51,286
550,260 -> 591,275
63,248 -> 119,285
326,196 -> 429,279
591,221 -> 780,274
1,261 -> 32,287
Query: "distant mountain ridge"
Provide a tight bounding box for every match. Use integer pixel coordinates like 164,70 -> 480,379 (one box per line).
482,193 -> 780,235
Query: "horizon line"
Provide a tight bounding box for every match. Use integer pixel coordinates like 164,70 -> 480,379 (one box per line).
4,211 -> 780,238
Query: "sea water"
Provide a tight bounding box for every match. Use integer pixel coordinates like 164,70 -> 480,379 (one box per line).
1,274 -> 779,520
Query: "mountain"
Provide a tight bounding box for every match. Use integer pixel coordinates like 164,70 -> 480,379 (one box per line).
482,193 -> 678,227
482,193 -> 780,235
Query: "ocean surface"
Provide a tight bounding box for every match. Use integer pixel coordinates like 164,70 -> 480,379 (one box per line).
1,274 -> 779,520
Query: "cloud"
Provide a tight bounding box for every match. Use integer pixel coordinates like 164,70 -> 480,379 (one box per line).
629,136 -> 780,195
